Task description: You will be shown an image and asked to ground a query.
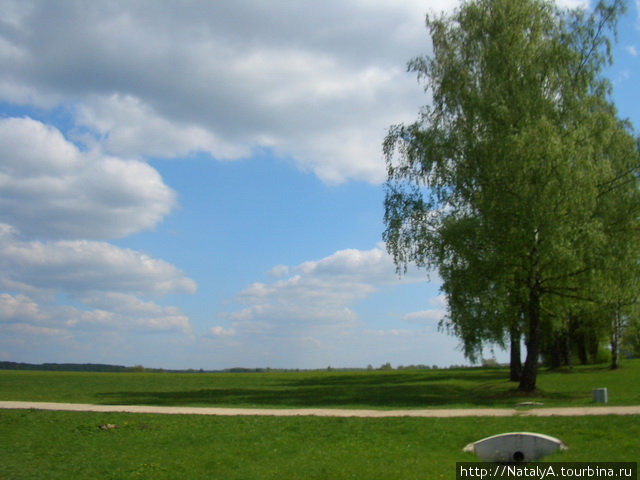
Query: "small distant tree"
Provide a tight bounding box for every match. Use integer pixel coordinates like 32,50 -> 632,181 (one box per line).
482,358 -> 498,367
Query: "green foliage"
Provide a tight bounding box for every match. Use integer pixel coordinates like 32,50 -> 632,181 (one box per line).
383,0 -> 640,391
621,316 -> 640,357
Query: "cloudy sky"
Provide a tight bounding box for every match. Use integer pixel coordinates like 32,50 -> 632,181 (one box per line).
1,0 -> 638,370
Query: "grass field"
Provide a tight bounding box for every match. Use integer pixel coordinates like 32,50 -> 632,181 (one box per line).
1,360 -> 639,409
1,410 -> 638,479
1,361 -> 638,479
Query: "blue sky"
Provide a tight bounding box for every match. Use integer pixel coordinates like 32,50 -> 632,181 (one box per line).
1,0 -> 638,370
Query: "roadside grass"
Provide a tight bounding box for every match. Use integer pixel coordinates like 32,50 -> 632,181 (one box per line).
1,409 -> 638,479
0,359 -> 638,409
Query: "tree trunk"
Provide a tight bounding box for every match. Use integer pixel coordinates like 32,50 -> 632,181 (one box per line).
519,286 -> 541,392
588,332 -> 599,363
549,329 -> 570,368
611,309 -> 620,370
509,325 -> 522,381
576,331 -> 588,364
564,329 -> 572,368
567,316 -> 580,367
549,335 -> 562,369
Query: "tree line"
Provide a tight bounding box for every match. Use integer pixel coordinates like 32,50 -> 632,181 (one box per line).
0,362 -> 137,372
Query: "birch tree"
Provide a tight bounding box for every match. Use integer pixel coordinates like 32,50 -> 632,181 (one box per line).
383,0 -> 639,391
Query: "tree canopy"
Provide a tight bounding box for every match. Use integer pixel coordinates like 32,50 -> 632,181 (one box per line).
383,0 -> 640,391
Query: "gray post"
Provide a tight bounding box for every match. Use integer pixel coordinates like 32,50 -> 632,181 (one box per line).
592,388 -> 608,403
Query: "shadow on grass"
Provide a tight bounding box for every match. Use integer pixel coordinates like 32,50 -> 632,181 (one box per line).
95,370 -> 577,408
287,369 -> 507,386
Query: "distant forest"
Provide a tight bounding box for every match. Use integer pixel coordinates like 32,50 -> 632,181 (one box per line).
0,361 -> 442,373
0,362 -> 353,373
0,361 -> 145,372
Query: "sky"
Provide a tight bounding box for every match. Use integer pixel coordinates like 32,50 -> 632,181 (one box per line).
0,0 -> 638,371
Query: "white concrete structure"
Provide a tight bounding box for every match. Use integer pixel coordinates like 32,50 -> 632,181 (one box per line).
464,432 -> 568,462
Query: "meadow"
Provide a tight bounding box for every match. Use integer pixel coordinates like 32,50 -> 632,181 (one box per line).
0,360 -> 639,409
1,410 -> 638,479
1,361 -> 639,479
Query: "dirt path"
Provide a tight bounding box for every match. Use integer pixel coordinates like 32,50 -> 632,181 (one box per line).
2,401 -> 640,418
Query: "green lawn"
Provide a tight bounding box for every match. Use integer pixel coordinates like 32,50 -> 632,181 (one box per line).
2,362 -> 638,479
1,360 -> 638,409
1,410 -> 638,479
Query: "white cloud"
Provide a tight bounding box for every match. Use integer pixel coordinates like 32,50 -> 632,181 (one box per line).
70,306 -> 191,335
0,223 -> 196,339
0,117 -> 176,239
0,113 -> 195,342
556,0 -> 590,9
0,0 -> 612,184
4,322 -> 69,338
429,294 -> 448,307
625,45 -> 638,57
204,244 -> 458,368
295,244 -> 412,283
0,293 -> 47,323
0,292 -> 192,337
364,328 -> 416,337
138,314 -> 191,335
209,326 -> 236,337
0,224 -> 196,298
399,294 -> 448,324
0,0 -> 440,184
224,245 -> 424,337
76,292 -> 179,316
268,265 -> 289,278
402,309 -> 446,324
74,94 -> 250,161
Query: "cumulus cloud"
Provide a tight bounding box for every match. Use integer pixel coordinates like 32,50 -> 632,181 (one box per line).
402,309 -> 446,324
295,245 -> 403,282
364,328 -> 411,337
201,244 -> 457,368
0,0 -> 608,184
0,0 -> 442,183
0,293 -> 47,323
0,292 -> 192,336
4,322 -> 69,338
556,0 -> 590,8
0,113 -> 196,344
268,265 -> 289,278
0,292 -> 193,337
73,94 -> 250,161
222,245 -> 424,337
209,326 -> 236,337
0,224 -> 196,297
0,117 -> 176,240
0,111 -> 195,345
3,0 -> 596,185
0,224 -> 196,337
